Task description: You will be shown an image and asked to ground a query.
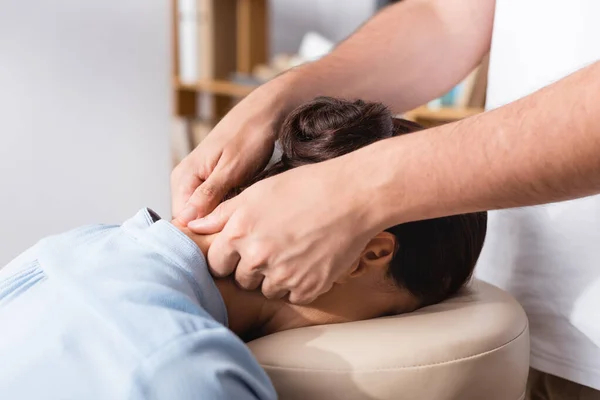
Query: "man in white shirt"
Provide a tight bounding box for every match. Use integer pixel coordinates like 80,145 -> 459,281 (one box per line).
171,1 -> 600,397
478,2 -> 600,397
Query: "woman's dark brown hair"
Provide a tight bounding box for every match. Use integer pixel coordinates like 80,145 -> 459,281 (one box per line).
229,96 -> 487,307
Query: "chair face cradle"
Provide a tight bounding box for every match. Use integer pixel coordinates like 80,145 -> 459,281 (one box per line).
249,280 -> 530,400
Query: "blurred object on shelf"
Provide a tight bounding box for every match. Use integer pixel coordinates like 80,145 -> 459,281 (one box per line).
173,0 -> 267,124
230,72 -> 263,87
418,53 -> 489,126
436,70 -> 476,108
427,98 -> 442,110
428,53 -> 489,110
172,0 -> 486,150
298,31 -> 335,61
176,78 -> 256,97
251,54 -> 294,82
176,0 -> 236,84
251,31 -> 334,83
403,106 -> 484,128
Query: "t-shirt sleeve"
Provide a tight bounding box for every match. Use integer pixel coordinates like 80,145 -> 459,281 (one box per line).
132,327 -> 277,400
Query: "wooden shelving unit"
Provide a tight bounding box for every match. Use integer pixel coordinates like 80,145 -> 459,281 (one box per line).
175,78 -> 256,98
404,106 -> 484,126
171,0 -> 483,148
172,0 -> 268,123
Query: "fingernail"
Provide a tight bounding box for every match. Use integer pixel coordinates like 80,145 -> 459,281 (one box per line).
187,218 -> 208,230
178,206 -> 198,224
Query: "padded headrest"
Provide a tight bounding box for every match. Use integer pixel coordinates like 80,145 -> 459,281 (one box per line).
248,280 -> 529,400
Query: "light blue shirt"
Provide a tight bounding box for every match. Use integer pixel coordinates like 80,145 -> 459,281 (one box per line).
0,208 -> 277,400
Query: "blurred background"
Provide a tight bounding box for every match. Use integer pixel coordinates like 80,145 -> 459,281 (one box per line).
0,0 -> 485,265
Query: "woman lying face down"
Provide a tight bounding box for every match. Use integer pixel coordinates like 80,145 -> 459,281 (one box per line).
0,97 -> 486,400
176,96 -> 488,341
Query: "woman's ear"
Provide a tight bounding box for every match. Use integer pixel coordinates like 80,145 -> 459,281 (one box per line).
359,232 -> 396,269
335,232 -> 397,283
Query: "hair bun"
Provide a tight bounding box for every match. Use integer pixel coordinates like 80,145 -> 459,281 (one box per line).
225,97 -> 424,200
278,96 -> 395,167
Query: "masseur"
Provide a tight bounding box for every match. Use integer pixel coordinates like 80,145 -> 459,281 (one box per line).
173,0 -> 600,398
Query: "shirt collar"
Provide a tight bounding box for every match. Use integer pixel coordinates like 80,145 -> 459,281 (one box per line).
121,208 -> 228,326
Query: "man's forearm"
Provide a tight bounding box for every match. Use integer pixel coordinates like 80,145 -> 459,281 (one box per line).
258,0 -> 494,118
355,61 -> 600,229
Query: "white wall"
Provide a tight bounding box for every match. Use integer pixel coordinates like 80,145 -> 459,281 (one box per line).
270,0 -> 376,55
0,1 -> 171,264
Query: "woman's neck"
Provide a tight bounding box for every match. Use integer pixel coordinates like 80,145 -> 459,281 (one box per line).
214,278 -> 281,340
172,220 -> 286,339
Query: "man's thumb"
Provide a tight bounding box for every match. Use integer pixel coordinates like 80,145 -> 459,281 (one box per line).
197,174 -> 233,211
187,197 -> 236,234
175,176 -> 230,224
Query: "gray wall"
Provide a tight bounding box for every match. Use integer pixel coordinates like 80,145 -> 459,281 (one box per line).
0,1 -> 171,264
270,0 -> 377,55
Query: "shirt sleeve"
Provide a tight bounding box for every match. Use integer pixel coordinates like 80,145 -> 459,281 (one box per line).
131,326 -> 277,400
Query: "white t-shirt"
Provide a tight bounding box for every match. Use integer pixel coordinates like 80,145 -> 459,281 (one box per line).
476,1 -> 600,390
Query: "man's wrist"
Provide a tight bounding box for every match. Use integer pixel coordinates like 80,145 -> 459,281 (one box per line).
256,61 -> 339,130
344,135 -> 428,233
328,142 -> 404,237
239,69 -> 302,140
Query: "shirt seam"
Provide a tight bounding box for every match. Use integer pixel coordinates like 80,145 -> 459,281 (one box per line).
0,264 -> 39,291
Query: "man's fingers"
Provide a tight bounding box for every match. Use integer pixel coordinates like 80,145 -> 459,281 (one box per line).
234,259 -> 265,291
187,197 -> 237,234
261,277 -> 289,300
288,289 -> 318,305
288,279 -> 332,305
206,231 -> 241,278
171,166 -> 202,217
179,179 -> 229,225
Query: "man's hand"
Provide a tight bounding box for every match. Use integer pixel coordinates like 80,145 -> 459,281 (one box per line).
171,114 -> 275,221
171,0 -> 494,222
187,157 -> 377,304
170,79 -> 301,222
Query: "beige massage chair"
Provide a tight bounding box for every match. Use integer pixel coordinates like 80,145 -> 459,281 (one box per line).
249,280 -> 529,400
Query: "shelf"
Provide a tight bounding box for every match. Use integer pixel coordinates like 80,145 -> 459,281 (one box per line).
172,0 -> 485,127
176,79 -> 258,98
404,106 -> 484,122
175,77 -> 483,124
